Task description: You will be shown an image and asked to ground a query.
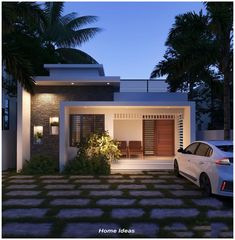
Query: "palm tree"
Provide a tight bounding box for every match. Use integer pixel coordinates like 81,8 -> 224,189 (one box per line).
151,3 -> 233,139
2,2 -> 45,92
2,2 -> 102,92
151,11 -> 215,100
40,2 -> 101,65
205,2 -> 233,139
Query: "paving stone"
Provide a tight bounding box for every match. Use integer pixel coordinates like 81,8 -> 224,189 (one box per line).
96,198 -> 136,206
42,179 -> 69,184
193,225 -> 211,231
2,223 -> 52,237
112,208 -> 144,219
50,198 -> 90,206
58,208 -> 103,218
154,184 -> 184,189
70,176 -> 94,179
159,175 -> 177,179
9,175 -> 33,179
173,231 -> 193,237
74,179 -> 101,183
117,184 -> 146,190
151,208 -> 199,219
140,179 -> 166,183
219,231 -> 233,238
107,179 -> 135,183
40,175 -> 64,179
6,190 -> 41,196
44,184 -> 75,190
79,184 -> 110,189
170,190 -> 201,196
192,198 -> 223,208
210,223 -> 229,237
129,175 -> 153,179
130,223 -> 159,237
3,199 -> 44,207
99,175 -> 123,178
164,223 -> 187,231
129,190 -> 163,197
6,184 -> 37,189
139,198 -> 183,206
47,190 -> 81,196
174,179 -> 188,184
3,208 -> 48,218
62,223 -> 119,237
9,179 -> 35,183
90,190 -> 123,196
207,210 -> 233,218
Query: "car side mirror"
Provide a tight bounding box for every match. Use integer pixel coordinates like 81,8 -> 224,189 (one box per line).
177,148 -> 184,153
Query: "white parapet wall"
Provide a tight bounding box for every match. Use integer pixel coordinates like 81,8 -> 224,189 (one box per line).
17,85 -> 31,171
197,130 -> 233,140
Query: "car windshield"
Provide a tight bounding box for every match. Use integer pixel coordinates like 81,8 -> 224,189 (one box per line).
216,145 -> 233,152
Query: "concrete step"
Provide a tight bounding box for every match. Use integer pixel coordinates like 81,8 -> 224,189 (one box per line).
111,160 -> 173,170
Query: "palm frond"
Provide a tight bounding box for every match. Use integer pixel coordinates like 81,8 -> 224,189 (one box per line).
56,48 -> 98,64
56,28 -> 101,48
66,16 -> 99,30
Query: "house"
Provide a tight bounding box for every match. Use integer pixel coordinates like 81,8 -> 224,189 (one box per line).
17,64 -> 195,172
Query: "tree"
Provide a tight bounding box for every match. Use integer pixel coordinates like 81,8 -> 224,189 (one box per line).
40,2 -> 101,66
205,2 -> 233,139
151,3 -> 233,139
2,2 -> 102,92
2,2 -> 45,92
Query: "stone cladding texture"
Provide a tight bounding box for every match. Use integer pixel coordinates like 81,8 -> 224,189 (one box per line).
31,86 -> 118,159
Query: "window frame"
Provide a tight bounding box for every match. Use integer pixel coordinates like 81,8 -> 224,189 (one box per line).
70,114 -> 105,147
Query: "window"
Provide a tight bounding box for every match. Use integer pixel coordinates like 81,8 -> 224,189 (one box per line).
2,99 -> 9,130
70,114 -> 105,146
195,143 -> 212,157
185,143 -> 200,155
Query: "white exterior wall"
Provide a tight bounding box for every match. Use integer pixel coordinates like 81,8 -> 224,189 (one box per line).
17,85 -> 31,171
114,120 -> 142,142
59,102 -> 194,170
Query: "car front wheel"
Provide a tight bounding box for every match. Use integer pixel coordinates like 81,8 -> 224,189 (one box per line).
200,173 -> 212,196
174,159 -> 180,177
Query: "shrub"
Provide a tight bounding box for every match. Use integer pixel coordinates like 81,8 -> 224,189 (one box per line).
63,154 -> 110,175
21,155 -> 58,174
63,133 -> 117,175
86,131 -> 121,163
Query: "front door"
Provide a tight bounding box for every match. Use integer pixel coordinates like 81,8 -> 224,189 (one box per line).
155,120 -> 174,156
143,119 -> 175,156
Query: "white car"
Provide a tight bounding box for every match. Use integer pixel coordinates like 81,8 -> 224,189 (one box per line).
174,140 -> 233,197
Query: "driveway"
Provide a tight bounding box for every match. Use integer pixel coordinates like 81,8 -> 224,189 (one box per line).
2,170 -> 233,238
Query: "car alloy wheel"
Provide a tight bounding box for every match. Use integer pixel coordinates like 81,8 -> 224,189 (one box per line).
200,173 -> 212,196
174,159 -> 180,177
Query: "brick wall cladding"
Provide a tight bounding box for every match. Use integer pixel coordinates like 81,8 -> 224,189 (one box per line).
31,85 -> 119,160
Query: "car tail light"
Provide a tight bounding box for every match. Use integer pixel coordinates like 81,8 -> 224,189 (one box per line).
215,158 -> 231,165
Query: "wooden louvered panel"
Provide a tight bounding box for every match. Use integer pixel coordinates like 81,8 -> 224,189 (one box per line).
155,120 -> 174,156
143,120 -> 155,155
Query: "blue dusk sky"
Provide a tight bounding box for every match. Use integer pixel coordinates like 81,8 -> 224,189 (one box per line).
64,1 -> 205,79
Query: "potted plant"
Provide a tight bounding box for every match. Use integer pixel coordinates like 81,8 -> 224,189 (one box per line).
35,132 -> 43,144
50,121 -> 59,135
